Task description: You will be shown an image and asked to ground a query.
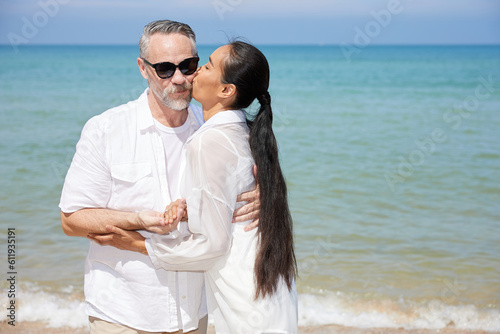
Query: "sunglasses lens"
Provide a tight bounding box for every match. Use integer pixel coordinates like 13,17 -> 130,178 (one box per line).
155,63 -> 176,79
148,57 -> 199,79
179,58 -> 199,75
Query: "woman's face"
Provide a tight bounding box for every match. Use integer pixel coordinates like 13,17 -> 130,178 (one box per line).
192,45 -> 231,108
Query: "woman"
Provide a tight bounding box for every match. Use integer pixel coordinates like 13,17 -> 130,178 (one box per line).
101,41 -> 298,333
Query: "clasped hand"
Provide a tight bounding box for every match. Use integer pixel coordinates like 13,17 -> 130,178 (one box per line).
136,199 -> 187,234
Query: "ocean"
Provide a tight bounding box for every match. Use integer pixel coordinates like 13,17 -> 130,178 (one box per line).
0,44 -> 499,330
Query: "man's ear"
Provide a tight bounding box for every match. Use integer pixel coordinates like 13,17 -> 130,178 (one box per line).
219,83 -> 236,100
137,57 -> 149,80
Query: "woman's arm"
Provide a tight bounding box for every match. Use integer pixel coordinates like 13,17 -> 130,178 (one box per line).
147,128 -> 242,271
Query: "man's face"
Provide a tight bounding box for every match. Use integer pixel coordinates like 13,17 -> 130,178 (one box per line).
139,33 -> 197,111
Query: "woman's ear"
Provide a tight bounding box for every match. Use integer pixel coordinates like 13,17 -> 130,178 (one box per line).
219,83 -> 237,100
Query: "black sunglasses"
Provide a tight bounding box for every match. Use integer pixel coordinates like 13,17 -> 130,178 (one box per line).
141,56 -> 200,79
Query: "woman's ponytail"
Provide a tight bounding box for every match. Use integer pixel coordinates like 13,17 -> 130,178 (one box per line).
249,91 -> 297,299
257,91 -> 271,107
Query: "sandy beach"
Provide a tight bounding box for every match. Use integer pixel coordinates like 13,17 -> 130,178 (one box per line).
1,321 -> 497,334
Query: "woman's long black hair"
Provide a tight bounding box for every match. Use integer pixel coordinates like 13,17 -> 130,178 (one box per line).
221,41 -> 297,299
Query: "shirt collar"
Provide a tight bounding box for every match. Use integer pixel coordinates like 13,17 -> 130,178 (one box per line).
186,109 -> 246,144
137,88 -> 155,131
201,109 -> 246,129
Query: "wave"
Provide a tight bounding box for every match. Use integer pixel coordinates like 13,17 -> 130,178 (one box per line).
299,292 -> 500,331
1,286 -> 499,331
1,285 -> 87,328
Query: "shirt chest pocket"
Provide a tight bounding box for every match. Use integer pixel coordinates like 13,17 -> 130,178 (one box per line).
109,162 -> 155,211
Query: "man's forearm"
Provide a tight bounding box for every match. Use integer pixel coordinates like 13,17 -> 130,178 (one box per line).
61,208 -> 140,237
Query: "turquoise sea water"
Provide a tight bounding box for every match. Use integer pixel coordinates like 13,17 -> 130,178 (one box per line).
1,44 -> 499,329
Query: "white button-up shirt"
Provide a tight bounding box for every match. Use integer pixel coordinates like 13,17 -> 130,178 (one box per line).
59,89 -> 207,332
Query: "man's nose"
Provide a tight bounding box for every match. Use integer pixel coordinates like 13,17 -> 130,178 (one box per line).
170,68 -> 186,84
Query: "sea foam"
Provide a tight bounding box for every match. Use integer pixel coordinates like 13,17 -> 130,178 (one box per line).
2,287 -> 499,331
298,292 -> 500,331
1,286 -> 87,328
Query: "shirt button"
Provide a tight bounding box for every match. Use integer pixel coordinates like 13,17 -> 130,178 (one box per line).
182,295 -> 186,299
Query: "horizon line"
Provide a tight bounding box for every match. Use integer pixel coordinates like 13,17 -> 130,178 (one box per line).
1,42 -> 500,47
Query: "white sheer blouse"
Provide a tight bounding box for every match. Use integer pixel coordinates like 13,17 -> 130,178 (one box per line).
146,109 -> 298,333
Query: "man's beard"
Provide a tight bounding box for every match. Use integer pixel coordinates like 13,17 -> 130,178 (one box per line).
153,82 -> 193,111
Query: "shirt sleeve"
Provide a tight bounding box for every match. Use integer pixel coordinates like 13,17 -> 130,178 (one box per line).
59,115 -> 111,213
149,128 -> 240,271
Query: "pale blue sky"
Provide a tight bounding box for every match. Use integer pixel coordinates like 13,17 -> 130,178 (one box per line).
1,0 -> 499,46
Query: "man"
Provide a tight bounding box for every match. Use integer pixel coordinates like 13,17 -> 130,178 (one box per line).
59,20 -> 259,334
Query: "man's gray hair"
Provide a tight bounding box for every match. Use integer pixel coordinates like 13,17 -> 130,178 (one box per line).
139,20 -> 197,58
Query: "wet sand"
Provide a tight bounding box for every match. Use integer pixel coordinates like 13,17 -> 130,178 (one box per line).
1,321 -> 497,334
